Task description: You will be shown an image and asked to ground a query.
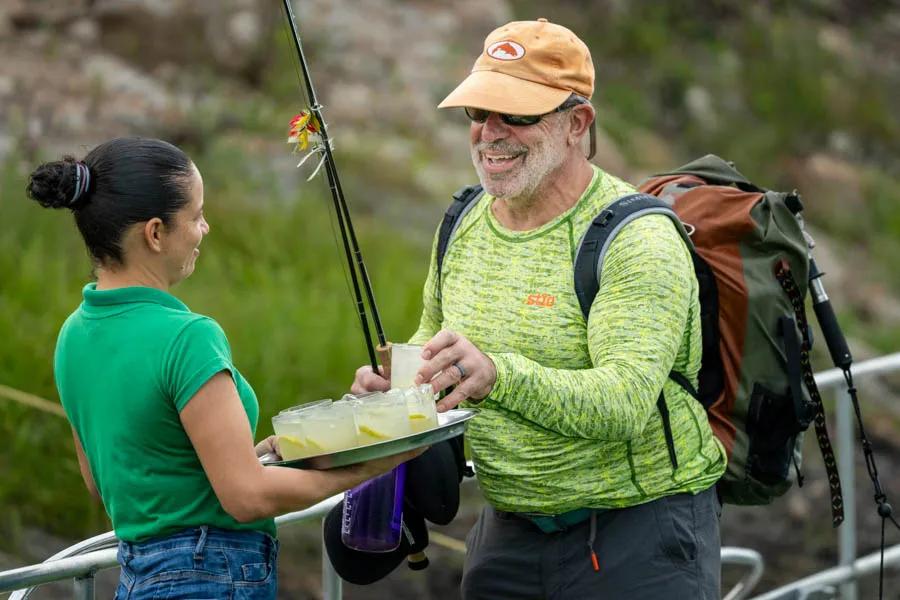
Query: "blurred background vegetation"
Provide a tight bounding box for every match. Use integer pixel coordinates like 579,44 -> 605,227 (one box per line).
1,0 -> 898,597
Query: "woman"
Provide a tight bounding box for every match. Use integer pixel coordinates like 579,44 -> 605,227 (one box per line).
27,137 -> 416,599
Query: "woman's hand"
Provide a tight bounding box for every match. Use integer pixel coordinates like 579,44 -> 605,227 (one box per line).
181,372 -> 425,523
339,447 -> 427,482
415,329 -> 496,412
255,435 -> 280,459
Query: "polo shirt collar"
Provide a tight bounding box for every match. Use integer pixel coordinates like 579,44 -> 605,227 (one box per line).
82,283 -> 189,312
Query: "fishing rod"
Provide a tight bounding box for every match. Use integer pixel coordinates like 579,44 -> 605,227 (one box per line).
281,0 -> 390,374
787,193 -> 898,599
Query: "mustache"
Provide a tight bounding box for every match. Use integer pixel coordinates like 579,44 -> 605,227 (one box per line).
474,142 -> 527,155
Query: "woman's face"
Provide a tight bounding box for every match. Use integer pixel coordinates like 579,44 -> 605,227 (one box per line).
164,165 -> 209,285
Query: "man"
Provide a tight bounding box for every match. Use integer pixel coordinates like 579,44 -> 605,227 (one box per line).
353,18 -> 727,599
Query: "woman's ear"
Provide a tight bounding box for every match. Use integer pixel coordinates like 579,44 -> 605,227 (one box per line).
143,217 -> 165,254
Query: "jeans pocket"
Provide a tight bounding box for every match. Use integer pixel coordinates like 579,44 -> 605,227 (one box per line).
232,543 -> 278,594
240,562 -> 269,582
128,545 -> 232,600
653,494 -> 698,566
131,569 -> 232,600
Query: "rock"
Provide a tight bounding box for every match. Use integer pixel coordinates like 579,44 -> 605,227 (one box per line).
93,0 -> 180,20
0,3 -> 14,38
0,76 -> 13,98
684,85 -> 717,130
93,0 -> 277,79
7,0 -> 84,29
818,25 -> 861,68
67,17 -> 100,44
85,54 -> 173,115
204,6 -> 269,75
827,130 -> 859,157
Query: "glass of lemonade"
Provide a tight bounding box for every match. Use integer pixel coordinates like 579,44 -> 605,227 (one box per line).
353,390 -> 412,446
390,343 -> 424,389
272,400 -> 332,460
300,400 -> 359,454
404,384 -> 438,433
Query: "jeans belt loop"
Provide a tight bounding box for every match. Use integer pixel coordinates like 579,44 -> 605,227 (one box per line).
193,525 -> 209,562
118,540 -> 134,564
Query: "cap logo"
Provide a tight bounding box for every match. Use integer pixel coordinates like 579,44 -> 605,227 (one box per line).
487,40 -> 525,61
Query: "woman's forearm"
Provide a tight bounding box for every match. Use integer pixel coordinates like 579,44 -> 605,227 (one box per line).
225,451 -> 419,523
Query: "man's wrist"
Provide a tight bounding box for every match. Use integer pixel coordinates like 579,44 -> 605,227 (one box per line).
481,352 -> 508,407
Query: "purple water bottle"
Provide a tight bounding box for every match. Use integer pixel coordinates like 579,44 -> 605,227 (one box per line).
341,463 -> 406,552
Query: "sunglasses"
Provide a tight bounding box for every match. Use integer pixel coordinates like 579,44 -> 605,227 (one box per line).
464,95 -> 588,127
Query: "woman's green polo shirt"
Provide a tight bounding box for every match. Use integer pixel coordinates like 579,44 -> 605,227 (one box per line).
55,284 -> 275,542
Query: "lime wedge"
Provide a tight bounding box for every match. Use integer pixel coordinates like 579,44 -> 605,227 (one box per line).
408,413 -> 427,420
358,425 -> 390,440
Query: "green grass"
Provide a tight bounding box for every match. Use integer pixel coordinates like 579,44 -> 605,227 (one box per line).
0,138 -> 431,543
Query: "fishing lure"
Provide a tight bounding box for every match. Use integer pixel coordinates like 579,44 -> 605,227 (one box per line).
287,110 -> 328,180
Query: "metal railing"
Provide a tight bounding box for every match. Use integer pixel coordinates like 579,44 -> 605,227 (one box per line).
1,495 -> 345,600
758,351 -> 900,600
0,502 -> 763,600
2,353 -> 899,599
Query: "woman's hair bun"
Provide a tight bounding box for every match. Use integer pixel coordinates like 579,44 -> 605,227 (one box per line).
26,156 -> 91,210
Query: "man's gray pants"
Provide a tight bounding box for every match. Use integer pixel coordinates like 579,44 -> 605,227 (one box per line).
461,486 -> 721,600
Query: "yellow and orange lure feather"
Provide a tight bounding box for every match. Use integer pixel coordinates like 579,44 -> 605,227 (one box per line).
287,110 -> 322,152
287,110 -> 328,179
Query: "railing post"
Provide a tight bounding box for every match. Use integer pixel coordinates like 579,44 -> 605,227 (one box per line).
836,386 -> 857,600
73,573 -> 95,600
321,517 -> 342,600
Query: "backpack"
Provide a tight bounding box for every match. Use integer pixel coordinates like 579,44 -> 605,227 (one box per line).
437,155 -> 843,523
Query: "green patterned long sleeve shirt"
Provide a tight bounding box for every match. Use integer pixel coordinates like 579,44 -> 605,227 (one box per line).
410,166 -> 726,513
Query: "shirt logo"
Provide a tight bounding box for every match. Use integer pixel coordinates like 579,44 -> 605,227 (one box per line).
525,293 -> 556,308
487,40 -> 525,61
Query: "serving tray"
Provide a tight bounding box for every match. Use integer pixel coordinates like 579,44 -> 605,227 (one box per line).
261,408 -> 475,470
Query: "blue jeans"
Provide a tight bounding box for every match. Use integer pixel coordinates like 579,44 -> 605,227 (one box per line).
114,526 -> 278,600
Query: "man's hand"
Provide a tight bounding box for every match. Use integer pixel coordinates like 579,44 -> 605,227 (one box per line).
351,364 -> 391,395
415,329 -> 496,412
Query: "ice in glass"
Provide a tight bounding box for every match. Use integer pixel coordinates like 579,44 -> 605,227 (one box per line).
300,400 -> 359,454
271,400 -> 332,460
353,390 -> 413,446
404,384 -> 439,433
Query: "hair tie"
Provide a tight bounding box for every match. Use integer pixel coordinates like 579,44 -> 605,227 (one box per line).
71,162 -> 91,205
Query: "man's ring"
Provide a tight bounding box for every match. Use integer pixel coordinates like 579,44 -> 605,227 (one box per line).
453,362 -> 467,379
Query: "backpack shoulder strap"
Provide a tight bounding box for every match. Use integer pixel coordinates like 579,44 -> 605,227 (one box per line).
573,192 -> 692,322
436,184 -> 484,295
573,192 -> 696,473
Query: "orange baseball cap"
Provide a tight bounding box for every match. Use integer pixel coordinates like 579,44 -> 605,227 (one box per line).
438,18 -> 594,115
